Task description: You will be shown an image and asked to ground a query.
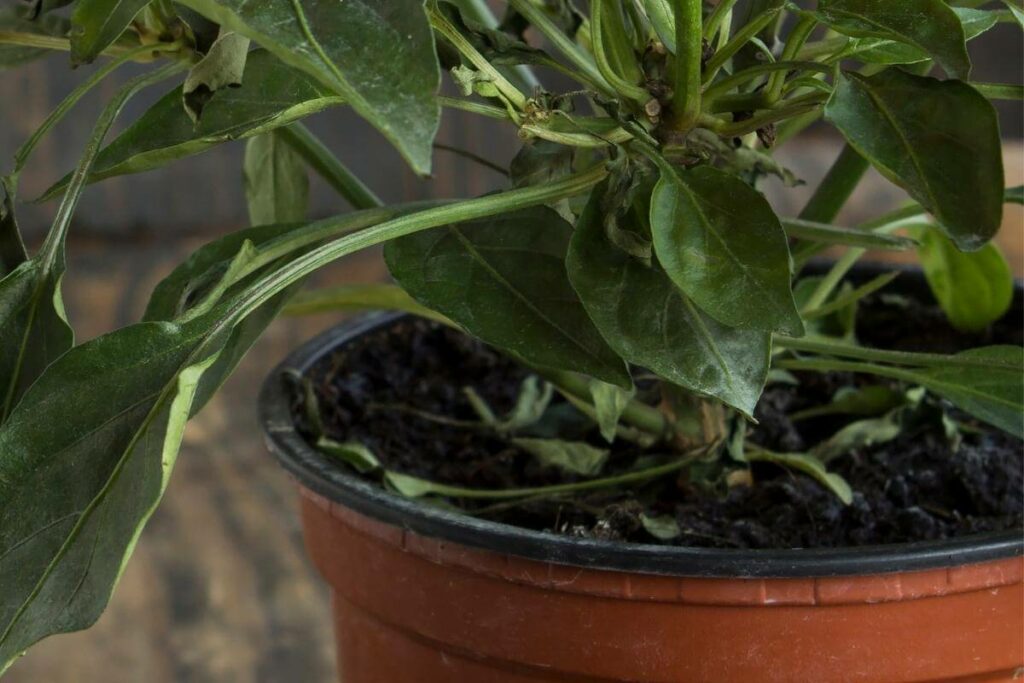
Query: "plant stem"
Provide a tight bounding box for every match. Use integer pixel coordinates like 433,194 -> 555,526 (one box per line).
798,144 -> 869,223
277,123 -> 383,210
764,15 -> 816,103
971,82 -> 1024,100
782,218 -> 915,251
438,96 -> 510,119
446,0 -> 542,93
671,0 -> 703,132
590,1 -> 649,103
534,368 -> 671,438
703,0 -> 740,40
773,336 -> 1020,370
801,272 -> 899,319
715,91 -> 827,136
703,60 -> 831,103
702,7 -> 781,82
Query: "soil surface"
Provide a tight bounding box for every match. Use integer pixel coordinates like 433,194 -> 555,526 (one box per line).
294,286 -> 1023,549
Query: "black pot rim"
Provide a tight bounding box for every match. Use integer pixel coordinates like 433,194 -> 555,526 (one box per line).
259,273 -> 1023,579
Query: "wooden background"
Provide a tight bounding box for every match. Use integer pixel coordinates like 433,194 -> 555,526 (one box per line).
0,18 -> 1022,683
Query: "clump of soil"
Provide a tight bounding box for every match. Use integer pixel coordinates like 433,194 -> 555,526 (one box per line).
294,288 -> 1023,550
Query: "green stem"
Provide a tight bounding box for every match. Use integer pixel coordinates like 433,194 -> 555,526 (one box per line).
798,144 -> 869,223
534,368 -> 671,438
506,0 -> 614,97
702,8 -> 781,82
590,0 -> 649,103
433,143 -> 507,176
446,0 -> 542,92
971,82 -> 1024,100
715,91 -> 827,136
782,218 -> 915,251
703,60 -> 831,103
801,246 -> 864,311
773,336 -> 1019,370
277,123 -> 382,210
802,272 -> 899,320
438,96 -> 511,119
776,358 -> 932,385
765,15 -> 816,103
671,0 -> 703,131
703,0 -> 740,40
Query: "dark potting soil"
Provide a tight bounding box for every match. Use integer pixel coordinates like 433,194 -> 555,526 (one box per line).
295,292 -> 1024,550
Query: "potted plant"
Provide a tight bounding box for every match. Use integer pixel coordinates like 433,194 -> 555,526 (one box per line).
1,0 -> 1021,679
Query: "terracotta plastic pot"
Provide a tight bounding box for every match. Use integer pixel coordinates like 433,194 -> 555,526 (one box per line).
260,271 -> 1024,683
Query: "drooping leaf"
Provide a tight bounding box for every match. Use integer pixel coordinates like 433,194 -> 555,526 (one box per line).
826,69 -> 1003,251
567,182 -> 771,416
903,347 -> 1024,437
40,50 -> 344,200
790,385 -> 905,421
183,30 -> 251,122
513,438 -> 609,476
814,0 -> 971,79
316,438 -> 381,474
175,0 -> 441,174
69,0 -> 150,65
850,7 -> 998,67
745,450 -> 854,504
0,9 -> 70,69
640,513 -> 681,540
384,206 -> 632,388
651,165 -> 802,336
243,130 -> 309,226
811,413 -> 902,462
913,225 -> 1013,333
588,379 -> 635,443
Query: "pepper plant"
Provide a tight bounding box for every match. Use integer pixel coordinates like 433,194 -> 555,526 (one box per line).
0,0 -> 1022,670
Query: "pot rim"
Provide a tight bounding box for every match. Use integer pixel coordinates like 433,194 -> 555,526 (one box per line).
259,272 -> 1023,579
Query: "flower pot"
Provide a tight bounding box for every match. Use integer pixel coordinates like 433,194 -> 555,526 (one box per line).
259,270 -> 1024,683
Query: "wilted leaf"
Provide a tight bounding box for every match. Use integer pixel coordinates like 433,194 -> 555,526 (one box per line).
567,182 -> 770,416
183,30 -> 251,122
651,165 -> 802,335
384,206 -> 631,388
316,438 -> 381,474
640,513 -> 681,540
913,225 -> 1013,332
588,379 -> 635,443
812,413 -> 902,462
745,450 -> 854,504
69,0 -> 150,64
814,0 -> 971,79
175,0 -> 440,174
243,130 -> 309,226
826,69 -> 1003,251
513,438 -> 609,476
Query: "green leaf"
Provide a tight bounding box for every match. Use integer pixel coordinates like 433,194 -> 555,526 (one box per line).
640,513 -> 681,540
513,438 -> 609,476
850,7 -> 998,67
745,450 -> 854,504
182,30 -> 251,122
826,69 -> 1003,251
40,50 -> 344,200
909,347 -> 1024,437
811,413 -> 902,462
501,376 -> 554,432
1004,1 -> 1024,28
567,182 -> 770,416
0,181 -> 27,278
69,0 -> 150,64
642,0 -> 675,52
0,9 -> 70,69
384,206 -> 632,388
588,379 -> 635,443
175,0 -> 441,175
651,165 -> 802,336
316,438 -> 381,474
243,130 -> 309,226
814,0 -> 971,79
790,385 -> 905,421
913,225 -> 1013,333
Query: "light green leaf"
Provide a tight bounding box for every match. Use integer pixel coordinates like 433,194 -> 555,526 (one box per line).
640,513 -> 681,540
512,438 -> 609,477
69,0 -> 149,65
567,182 -> 770,417
243,130 -> 309,226
814,0 -> 971,79
502,376 -> 555,432
316,438 -> 381,474
746,450 -> 854,504
791,385 -> 905,421
40,50 -> 344,200
913,225 -> 1013,332
183,30 -> 251,122
651,165 -> 802,336
826,69 -> 1003,251
811,413 -> 902,462
642,0 -> 675,51
175,0 -> 440,174
283,282 -> 446,322
384,206 -> 632,388
1004,1 -> 1024,28
850,7 -> 998,66
588,379 -> 635,443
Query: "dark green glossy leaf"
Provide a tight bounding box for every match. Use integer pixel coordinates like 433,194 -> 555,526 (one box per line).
512,438 -> 609,476
182,30 -> 250,122
0,9 -> 70,69
40,50 -> 343,200
913,225 -> 1013,333
243,130 -> 309,226
850,8 -> 997,66
814,0 -> 971,79
651,165 -> 802,336
567,183 -> 770,416
826,69 -> 1003,251
175,0 -> 440,174
384,206 -> 631,388
69,0 -> 149,64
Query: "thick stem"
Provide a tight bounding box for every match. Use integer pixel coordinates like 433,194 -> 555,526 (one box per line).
670,0 -> 703,132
